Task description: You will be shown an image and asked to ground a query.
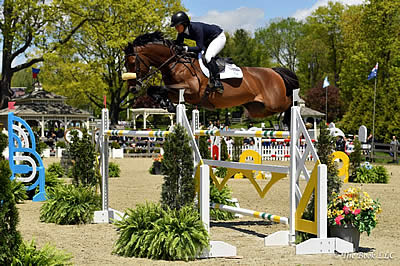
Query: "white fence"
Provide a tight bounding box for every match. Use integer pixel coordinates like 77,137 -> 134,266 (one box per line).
225,142 -> 313,161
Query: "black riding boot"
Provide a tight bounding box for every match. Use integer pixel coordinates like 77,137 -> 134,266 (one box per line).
208,58 -> 224,93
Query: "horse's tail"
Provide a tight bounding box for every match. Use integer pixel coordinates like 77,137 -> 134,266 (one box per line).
272,67 -> 299,128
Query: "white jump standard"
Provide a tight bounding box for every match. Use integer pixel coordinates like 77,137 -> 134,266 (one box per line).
97,89 -> 354,257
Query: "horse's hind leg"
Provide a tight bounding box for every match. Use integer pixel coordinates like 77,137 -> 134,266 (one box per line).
243,101 -> 275,118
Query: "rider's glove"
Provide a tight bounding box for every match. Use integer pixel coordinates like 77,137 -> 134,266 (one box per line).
175,45 -> 188,54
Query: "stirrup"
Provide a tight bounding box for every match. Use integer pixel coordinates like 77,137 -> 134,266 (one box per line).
213,79 -> 224,94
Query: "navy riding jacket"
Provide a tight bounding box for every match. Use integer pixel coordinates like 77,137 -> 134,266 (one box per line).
175,22 -> 223,53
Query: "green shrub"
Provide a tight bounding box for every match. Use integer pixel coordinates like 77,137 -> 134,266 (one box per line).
210,167 -> 235,220
12,239 -> 73,266
40,185 -> 101,225
210,184 -> 235,220
109,162 -> 121,178
11,180 -> 28,204
113,203 -> 209,261
56,141 -> 67,149
0,160 -> 22,265
354,165 -> 390,183
113,203 -> 165,257
68,130 -> 98,188
47,162 -> 65,178
111,141 -> 121,149
0,132 -> 7,158
35,136 -> 48,157
214,167 -> 227,178
44,171 -> 65,189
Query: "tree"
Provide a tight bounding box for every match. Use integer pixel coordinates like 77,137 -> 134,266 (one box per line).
255,17 -> 303,72
0,0 -> 105,109
222,29 -> 270,67
41,0 -> 185,123
304,80 -> 343,122
296,2 -> 346,91
339,0 -> 400,140
161,124 -> 195,210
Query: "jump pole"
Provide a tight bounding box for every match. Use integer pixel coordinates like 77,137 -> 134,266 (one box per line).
211,203 -> 288,224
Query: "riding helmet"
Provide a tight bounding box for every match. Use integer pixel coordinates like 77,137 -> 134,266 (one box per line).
170,11 -> 190,27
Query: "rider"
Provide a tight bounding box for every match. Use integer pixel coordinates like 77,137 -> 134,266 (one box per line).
170,11 -> 226,93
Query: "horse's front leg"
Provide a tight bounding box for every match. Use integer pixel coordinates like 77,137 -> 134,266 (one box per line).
147,86 -> 176,113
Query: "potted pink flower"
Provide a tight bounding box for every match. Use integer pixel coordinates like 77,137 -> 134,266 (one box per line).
328,187 -> 382,251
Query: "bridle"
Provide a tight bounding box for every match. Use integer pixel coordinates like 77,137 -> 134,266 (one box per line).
125,47 -> 178,91
125,43 -> 202,91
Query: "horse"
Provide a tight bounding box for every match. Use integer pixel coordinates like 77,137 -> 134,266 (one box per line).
123,31 -> 299,127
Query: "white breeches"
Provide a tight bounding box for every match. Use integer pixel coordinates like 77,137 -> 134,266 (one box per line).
205,32 -> 226,63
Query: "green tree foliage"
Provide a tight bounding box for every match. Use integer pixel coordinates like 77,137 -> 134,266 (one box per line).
198,136 -> 211,160
255,17 -> 303,71
41,0 -> 185,123
339,0 -> 400,140
1,0 -> 105,109
222,29 -> 270,67
232,137 -> 243,162
161,124 -> 195,210
0,160 -> 22,265
297,2 -> 346,90
220,138 -> 229,161
304,82 -> 343,122
11,68 -> 33,90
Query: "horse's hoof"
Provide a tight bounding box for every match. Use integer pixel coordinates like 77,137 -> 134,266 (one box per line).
167,104 -> 176,113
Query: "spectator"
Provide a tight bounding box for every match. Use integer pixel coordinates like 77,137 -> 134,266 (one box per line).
336,136 -> 345,152
389,135 -> 399,161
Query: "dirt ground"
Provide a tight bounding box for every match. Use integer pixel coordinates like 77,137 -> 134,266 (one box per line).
17,158 -> 400,265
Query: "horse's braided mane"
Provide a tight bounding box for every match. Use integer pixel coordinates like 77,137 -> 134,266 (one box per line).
124,31 -> 172,55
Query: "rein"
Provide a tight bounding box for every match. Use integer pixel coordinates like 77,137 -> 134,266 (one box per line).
128,51 -> 178,89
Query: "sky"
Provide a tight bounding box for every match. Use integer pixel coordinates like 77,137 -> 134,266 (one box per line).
181,0 -> 364,33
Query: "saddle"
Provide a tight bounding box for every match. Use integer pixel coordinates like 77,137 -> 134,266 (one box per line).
198,54 -> 243,80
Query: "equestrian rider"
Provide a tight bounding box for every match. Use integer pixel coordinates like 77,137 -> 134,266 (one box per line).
170,11 -> 226,93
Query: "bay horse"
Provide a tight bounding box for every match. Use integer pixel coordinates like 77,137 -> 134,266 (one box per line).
123,31 -> 299,127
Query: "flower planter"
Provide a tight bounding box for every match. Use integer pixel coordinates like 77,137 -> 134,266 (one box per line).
330,224 -> 360,252
56,147 -> 65,158
153,161 -> 162,175
42,148 -> 51,158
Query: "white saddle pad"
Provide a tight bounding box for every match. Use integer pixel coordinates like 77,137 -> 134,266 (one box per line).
199,56 -> 243,79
